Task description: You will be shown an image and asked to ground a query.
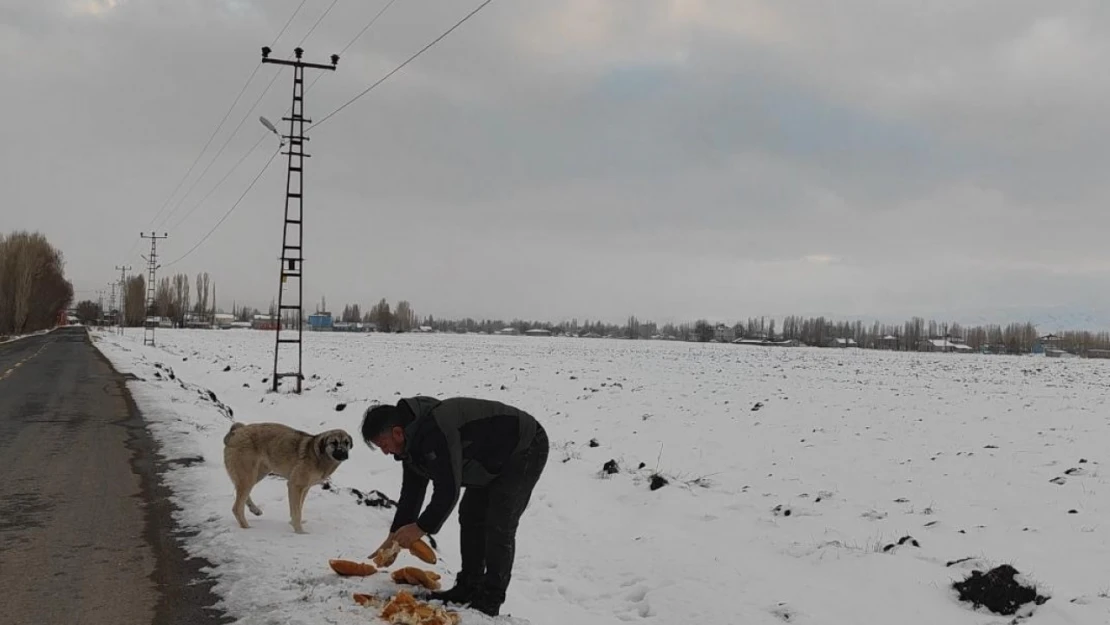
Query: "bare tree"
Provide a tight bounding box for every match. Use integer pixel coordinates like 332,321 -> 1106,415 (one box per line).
369,298 -> 393,332
124,275 -> 146,326
394,300 -> 415,332
0,231 -> 74,335
195,272 -> 210,318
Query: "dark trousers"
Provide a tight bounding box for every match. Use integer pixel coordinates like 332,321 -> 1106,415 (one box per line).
456,423 -> 549,603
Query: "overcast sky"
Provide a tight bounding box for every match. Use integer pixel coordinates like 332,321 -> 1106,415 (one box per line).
5,0 -> 1110,325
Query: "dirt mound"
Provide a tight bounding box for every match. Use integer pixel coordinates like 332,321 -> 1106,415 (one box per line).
952,564 -> 1049,616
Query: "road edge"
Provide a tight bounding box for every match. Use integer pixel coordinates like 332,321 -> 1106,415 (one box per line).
86,328 -> 234,625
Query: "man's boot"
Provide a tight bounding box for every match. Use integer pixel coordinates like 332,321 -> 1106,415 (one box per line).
427,571 -> 481,606
468,583 -> 505,617
466,581 -> 506,621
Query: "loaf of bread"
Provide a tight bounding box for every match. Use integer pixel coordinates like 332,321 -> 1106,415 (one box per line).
390,566 -> 442,590
373,538 -> 437,567
328,559 -> 378,577
408,539 -> 437,564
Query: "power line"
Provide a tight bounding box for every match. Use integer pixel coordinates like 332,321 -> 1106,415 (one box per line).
163,146 -> 283,269
158,0 -> 400,260
153,69 -> 283,232
153,1 -> 344,233
273,0 -> 311,45
144,63 -> 262,233
297,0 -> 341,47
127,0 -> 312,250
165,132 -> 269,233
340,0 -> 401,55
308,0 -> 494,132
302,0 -> 403,95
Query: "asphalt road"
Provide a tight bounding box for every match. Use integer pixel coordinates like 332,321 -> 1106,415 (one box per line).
0,326 -> 229,625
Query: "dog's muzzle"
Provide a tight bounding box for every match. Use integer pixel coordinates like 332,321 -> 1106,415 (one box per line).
333,449 -> 349,461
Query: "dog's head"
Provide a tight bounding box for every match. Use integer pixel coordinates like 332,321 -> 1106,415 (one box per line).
317,429 -> 354,463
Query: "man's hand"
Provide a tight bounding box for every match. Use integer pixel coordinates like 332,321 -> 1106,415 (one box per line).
392,522 -> 426,549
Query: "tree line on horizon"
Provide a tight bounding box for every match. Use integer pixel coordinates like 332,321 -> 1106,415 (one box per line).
350,310 -> 1110,355
60,270 -> 1110,355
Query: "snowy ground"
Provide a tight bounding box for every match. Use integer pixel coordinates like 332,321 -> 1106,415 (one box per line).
90,328 -> 1110,625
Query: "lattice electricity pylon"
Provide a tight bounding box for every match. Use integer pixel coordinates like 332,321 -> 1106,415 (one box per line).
141,232 -> 167,346
261,46 -> 338,393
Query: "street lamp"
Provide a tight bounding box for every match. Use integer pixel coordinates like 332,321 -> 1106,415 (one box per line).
259,116 -> 285,146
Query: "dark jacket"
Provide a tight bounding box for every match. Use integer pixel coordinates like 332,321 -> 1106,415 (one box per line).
389,396 -> 539,535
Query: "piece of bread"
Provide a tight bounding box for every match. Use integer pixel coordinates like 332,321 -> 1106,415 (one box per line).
379,590 -> 460,625
391,566 -> 442,590
374,538 -> 437,566
353,593 -> 382,607
329,559 -> 379,576
373,541 -> 402,568
408,539 -> 437,564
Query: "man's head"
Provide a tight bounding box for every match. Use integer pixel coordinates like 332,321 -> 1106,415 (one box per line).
361,403 -> 412,457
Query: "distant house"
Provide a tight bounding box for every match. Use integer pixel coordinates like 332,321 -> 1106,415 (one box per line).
1033,334 -> 1065,355
495,327 -> 519,336
1088,349 -> 1110,359
732,337 -> 799,347
308,312 -> 333,331
525,328 -> 552,337
214,313 -> 235,329
714,324 -> 736,343
251,314 -> 277,330
919,338 -> 973,353
826,337 -> 858,348
878,335 -> 899,350
183,312 -> 212,329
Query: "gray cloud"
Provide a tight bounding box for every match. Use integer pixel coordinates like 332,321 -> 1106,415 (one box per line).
5,0 -> 1110,324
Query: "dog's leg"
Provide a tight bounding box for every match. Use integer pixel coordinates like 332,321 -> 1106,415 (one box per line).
247,467 -> 268,516
232,481 -> 254,529
298,484 -> 312,524
225,450 -> 256,529
288,482 -> 308,534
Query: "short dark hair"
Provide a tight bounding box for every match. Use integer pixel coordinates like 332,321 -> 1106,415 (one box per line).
360,403 -> 411,447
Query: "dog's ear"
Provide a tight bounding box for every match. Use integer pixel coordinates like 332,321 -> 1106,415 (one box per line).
317,434 -> 331,456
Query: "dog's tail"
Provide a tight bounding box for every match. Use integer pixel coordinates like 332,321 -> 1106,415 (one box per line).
224,422 -> 245,445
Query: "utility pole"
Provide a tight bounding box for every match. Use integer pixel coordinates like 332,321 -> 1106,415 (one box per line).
96,289 -> 105,327
141,232 -> 168,347
108,281 -> 117,328
261,46 -> 339,394
116,265 -> 131,335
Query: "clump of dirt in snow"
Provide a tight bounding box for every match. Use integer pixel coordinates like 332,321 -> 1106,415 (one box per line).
335,403 -> 347,411
952,564 -> 1049,616
588,438 -> 599,448
323,482 -> 398,509
649,473 -> 668,490
602,460 -> 620,475
882,535 -> 920,552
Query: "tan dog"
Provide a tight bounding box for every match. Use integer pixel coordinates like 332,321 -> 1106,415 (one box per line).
222,421 -> 353,534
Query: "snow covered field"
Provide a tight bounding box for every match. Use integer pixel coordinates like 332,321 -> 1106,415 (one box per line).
90,328 -> 1110,625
